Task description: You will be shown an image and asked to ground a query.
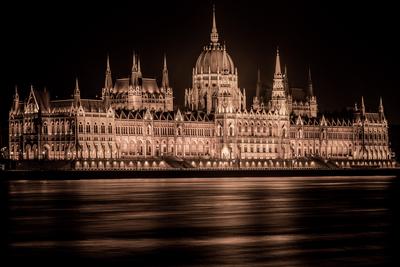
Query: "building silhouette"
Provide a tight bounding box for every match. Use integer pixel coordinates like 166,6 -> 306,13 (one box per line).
8,7 -> 394,169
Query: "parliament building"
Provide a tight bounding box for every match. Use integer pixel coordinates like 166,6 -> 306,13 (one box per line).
8,8 -> 395,169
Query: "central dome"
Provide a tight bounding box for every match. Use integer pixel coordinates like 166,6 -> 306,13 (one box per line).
194,6 -> 235,75
195,44 -> 235,74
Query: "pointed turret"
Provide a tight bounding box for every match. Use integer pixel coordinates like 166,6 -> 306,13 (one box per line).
361,96 -> 365,115
379,96 -> 384,114
222,45 -> 229,73
284,65 -> 289,93
162,54 -> 169,89
13,85 -> 20,112
137,56 -> 142,77
274,47 -> 282,78
307,66 -> 314,97
256,68 -> 261,98
74,77 -> 81,106
132,52 -> 137,72
104,54 -> 113,89
378,97 -> 385,121
131,52 -> 140,87
14,85 -> 19,99
210,5 -> 219,44
271,47 -> 286,112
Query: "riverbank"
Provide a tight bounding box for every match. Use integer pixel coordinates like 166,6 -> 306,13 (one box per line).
2,167 -> 399,180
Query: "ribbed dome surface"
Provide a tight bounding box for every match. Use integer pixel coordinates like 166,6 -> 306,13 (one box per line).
195,44 -> 234,74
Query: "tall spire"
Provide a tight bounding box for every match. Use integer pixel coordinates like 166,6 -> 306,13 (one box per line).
137,56 -> 142,77
222,44 -> 228,72
379,96 -> 384,114
307,66 -> 314,96
256,68 -> 261,98
74,77 -> 80,95
13,85 -> 19,111
284,65 -> 289,93
74,77 -> 81,106
14,85 -> 19,99
361,96 -> 365,115
104,54 -> 113,89
210,4 -> 219,44
131,52 -> 140,87
162,54 -> 169,89
132,52 -> 137,72
271,47 -> 286,111
274,47 -> 282,78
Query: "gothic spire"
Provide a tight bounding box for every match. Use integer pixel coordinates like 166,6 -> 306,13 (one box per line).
307,66 -> 314,96
14,85 -> 19,99
222,44 -> 228,72
210,4 -> 219,44
274,47 -> 282,78
379,96 -> 384,114
105,54 -> 113,89
137,56 -> 142,77
131,52 -> 140,87
74,77 -> 81,106
256,68 -> 261,98
74,77 -> 80,95
284,65 -> 289,93
162,54 -> 169,89
131,52 -> 137,72
13,85 -> 19,111
361,96 -> 365,115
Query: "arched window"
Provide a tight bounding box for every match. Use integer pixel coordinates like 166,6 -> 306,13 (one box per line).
101,123 -> 105,134
86,123 -> 90,133
108,124 -> 112,134
94,124 -> 98,134
78,123 -> 83,133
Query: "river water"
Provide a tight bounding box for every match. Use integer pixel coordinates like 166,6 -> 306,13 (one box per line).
1,176 -> 399,266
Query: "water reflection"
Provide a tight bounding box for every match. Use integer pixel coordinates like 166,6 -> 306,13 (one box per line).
3,176 -> 399,266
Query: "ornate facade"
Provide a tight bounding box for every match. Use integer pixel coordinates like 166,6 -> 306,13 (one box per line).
8,7 -> 395,169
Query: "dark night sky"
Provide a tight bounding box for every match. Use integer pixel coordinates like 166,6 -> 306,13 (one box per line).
1,0 -> 399,144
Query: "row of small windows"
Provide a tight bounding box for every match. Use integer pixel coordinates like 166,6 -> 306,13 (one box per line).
183,128 -> 212,136
359,132 -> 387,141
289,130 -> 387,141
78,123 -> 113,134
236,126 -> 286,137
115,126 -> 213,137
116,126 -> 144,135
237,125 -> 287,135
242,145 -> 278,153
9,120 -> 75,135
154,128 -> 175,136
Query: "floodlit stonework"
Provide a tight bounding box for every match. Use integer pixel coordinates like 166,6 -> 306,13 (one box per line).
8,7 -> 395,169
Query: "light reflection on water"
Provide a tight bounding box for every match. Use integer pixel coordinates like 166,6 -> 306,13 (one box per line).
3,176 -> 399,266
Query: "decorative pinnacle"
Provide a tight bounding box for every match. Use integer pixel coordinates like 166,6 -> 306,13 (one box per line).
274,46 -> 282,76
107,54 -> 111,71
75,77 -> 80,94
210,4 -> 219,44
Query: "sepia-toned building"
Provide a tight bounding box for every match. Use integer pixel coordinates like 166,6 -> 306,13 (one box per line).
8,7 -> 394,169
